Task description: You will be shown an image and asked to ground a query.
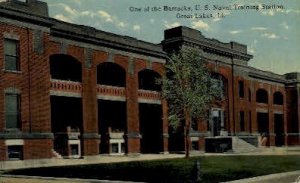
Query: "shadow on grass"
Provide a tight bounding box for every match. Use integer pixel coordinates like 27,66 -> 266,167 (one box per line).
5,155 -> 300,183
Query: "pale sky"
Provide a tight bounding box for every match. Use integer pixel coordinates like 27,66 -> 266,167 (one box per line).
40,0 -> 300,75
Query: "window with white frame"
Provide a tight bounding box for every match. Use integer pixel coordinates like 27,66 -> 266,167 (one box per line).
110,139 -> 125,154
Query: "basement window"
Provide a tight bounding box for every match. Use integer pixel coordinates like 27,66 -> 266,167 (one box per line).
8,145 -> 23,160
110,141 -> 125,154
70,144 -> 79,156
191,141 -> 199,151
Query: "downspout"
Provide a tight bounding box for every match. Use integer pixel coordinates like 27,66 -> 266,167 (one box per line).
27,28 -> 32,133
231,56 -> 235,136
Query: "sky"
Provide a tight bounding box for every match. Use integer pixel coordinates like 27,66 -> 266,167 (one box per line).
38,0 -> 300,75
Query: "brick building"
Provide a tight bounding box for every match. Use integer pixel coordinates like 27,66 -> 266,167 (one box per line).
0,0 -> 299,165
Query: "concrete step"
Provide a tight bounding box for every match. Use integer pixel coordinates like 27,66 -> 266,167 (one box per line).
51,149 -> 63,159
232,137 -> 259,153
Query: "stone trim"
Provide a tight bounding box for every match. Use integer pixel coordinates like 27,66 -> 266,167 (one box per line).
84,48 -> 93,68
82,133 -> 101,139
128,57 -> 134,76
3,32 -> 20,40
189,132 -> 209,137
0,8 -> 53,27
107,52 -> 115,63
162,133 -> 169,138
0,132 -> 54,139
138,98 -> 161,104
4,87 -> 21,94
97,95 -> 126,102
286,133 -> 300,136
125,132 -> 142,139
5,139 -> 24,146
146,59 -> 152,70
256,108 -> 268,113
33,29 -> 44,54
273,110 -> 284,114
50,90 -> 82,98
60,42 -> 67,54
50,37 -> 166,64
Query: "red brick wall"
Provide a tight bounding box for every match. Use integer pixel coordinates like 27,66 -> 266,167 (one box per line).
24,139 -> 53,160
0,140 -> 6,161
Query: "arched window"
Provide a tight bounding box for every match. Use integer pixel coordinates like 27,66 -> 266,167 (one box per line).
256,89 -> 268,103
211,73 -> 228,100
50,54 -> 82,82
97,62 -> 126,87
138,69 -> 161,91
273,92 -> 283,105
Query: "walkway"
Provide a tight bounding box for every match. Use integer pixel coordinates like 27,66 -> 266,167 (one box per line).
224,170 -> 300,183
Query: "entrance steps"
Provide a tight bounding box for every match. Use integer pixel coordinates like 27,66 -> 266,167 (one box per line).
51,149 -> 63,159
231,137 -> 260,153
205,136 -> 260,153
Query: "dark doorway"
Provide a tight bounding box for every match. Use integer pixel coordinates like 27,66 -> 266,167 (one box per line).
257,112 -> 269,135
98,100 -> 126,154
210,109 -> 224,136
51,96 -> 83,133
274,114 -> 284,146
139,103 -> 163,153
50,96 -> 83,156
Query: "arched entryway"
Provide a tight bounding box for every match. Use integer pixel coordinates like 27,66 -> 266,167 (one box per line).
138,69 -> 163,153
50,54 -> 83,158
97,62 -> 127,154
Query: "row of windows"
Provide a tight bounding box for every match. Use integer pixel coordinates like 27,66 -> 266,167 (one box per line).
1,38 -> 286,103
238,81 -> 284,105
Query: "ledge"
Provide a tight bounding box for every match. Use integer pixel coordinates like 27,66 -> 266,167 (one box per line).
0,132 -> 53,139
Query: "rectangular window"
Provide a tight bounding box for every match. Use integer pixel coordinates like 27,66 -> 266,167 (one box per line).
8,145 -> 23,160
70,144 -> 79,155
191,141 -> 199,151
4,39 -> 19,71
111,143 -> 119,153
5,94 -> 20,129
240,111 -> 245,131
238,81 -> 244,98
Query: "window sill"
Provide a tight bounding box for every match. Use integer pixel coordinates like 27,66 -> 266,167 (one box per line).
3,69 -> 22,74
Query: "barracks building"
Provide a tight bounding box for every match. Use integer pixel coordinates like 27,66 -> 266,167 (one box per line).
0,0 -> 299,166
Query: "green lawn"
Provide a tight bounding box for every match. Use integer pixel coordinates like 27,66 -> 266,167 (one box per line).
5,155 -> 300,183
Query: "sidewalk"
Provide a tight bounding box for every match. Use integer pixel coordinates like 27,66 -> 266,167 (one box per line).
0,175 -> 143,183
0,151 -> 300,183
224,170 -> 300,183
1,171 -> 300,183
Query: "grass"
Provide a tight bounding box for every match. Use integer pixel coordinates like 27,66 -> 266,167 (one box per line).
5,155 -> 300,183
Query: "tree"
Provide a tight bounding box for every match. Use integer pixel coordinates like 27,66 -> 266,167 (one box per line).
161,47 -> 221,158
